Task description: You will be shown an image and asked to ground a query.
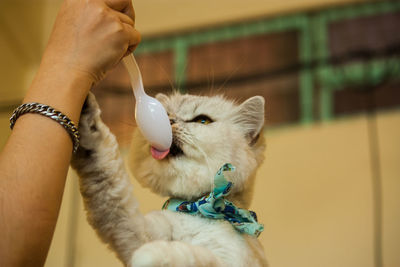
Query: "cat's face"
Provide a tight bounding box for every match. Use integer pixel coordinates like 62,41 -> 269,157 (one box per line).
129,93 -> 265,206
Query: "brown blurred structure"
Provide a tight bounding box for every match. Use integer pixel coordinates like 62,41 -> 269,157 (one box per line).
92,2 -> 400,146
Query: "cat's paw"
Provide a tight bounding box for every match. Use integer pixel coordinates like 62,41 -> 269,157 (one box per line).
72,92 -> 109,164
76,92 -> 106,150
80,92 -> 101,135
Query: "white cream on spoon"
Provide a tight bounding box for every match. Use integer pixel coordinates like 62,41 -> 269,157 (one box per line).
122,54 -> 172,159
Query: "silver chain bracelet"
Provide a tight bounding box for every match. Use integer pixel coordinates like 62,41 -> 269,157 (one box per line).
10,103 -> 80,153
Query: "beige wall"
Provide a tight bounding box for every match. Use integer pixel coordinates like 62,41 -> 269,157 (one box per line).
0,0 -> 61,102
134,0 -> 372,36
45,109 -> 400,267
379,111 -> 400,267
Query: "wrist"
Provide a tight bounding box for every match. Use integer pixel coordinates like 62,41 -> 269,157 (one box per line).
39,58 -> 97,85
40,50 -> 103,84
23,63 -> 94,123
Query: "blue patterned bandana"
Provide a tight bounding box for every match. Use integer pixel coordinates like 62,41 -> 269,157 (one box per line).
162,163 -> 264,237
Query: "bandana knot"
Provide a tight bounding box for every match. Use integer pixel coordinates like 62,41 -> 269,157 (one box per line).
162,163 -> 264,237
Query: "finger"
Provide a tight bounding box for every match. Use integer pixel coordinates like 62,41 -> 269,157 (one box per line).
104,0 -> 135,20
123,44 -> 137,58
104,0 -> 129,10
125,25 -> 141,47
123,1 -> 135,22
111,9 -> 134,26
123,24 -> 141,53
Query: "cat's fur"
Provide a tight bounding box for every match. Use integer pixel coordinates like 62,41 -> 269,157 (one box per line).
71,92 -> 267,267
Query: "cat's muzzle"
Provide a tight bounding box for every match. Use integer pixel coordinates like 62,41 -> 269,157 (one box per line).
168,140 -> 184,157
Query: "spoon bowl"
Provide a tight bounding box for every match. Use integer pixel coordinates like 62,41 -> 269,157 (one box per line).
123,54 -> 172,152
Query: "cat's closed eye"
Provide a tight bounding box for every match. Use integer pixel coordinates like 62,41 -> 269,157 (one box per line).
188,115 -> 214,125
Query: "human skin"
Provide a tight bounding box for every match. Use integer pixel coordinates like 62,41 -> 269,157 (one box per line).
0,0 -> 140,266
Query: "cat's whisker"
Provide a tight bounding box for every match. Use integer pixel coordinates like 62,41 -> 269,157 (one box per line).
216,58 -> 245,93
148,54 -> 175,93
175,134 -> 213,189
181,133 -> 215,192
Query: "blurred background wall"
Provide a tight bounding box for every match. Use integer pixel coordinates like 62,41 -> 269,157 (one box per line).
1,0 -> 399,266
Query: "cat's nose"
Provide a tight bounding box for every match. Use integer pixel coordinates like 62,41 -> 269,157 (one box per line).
169,117 -> 176,125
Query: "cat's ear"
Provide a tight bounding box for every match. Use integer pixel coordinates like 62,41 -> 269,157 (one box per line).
155,93 -> 169,104
234,96 -> 265,145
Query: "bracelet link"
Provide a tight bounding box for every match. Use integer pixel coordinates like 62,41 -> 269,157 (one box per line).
10,103 -> 80,153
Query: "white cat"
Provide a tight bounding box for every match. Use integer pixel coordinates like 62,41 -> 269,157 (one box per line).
71,92 -> 268,267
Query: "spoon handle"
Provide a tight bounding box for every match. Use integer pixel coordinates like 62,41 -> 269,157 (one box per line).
122,53 -> 145,98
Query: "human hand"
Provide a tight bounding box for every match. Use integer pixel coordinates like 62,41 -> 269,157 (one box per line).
41,0 -> 141,83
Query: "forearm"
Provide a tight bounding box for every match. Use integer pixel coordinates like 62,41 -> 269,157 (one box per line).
0,63 -> 93,266
0,0 -> 139,264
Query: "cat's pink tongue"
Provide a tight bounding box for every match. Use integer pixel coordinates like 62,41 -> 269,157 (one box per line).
151,146 -> 170,160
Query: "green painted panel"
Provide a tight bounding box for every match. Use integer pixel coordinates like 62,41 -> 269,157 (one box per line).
133,0 -> 400,124
174,38 -> 188,93
298,16 -> 314,124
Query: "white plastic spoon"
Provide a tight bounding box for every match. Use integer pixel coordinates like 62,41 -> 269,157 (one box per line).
123,54 -> 172,158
